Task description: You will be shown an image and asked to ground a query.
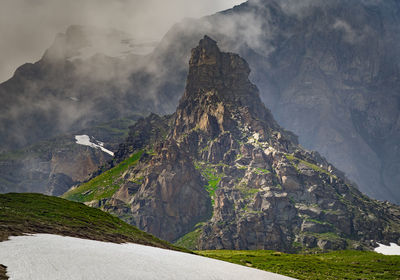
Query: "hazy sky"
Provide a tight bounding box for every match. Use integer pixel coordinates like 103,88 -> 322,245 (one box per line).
0,0 -> 245,83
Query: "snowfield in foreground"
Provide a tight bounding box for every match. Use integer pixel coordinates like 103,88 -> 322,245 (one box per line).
75,135 -> 114,156
374,242 -> 400,255
0,234 -> 296,280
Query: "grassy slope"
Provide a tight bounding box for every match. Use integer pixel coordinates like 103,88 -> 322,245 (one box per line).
62,150 -> 144,202
175,223 -> 205,250
0,193 -> 189,253
199,250 -> 400,280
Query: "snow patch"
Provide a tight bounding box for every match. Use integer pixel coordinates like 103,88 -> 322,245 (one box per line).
68,96 -> 79,102
374,242 -> 400,255
0,234 -> 296,280
75,135 -> 114,156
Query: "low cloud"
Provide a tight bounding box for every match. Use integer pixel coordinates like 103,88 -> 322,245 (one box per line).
332,19 -> 364,43
0,0 -> 245,83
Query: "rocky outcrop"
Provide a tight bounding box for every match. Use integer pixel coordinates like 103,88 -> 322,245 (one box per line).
87,37 -> 400,251
0,265 -> 7,280
114,113 -> 173,163
126,142 -> 211,241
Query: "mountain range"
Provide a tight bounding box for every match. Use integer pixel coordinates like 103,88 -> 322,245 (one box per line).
1,0 -> 399,204
63,36 -> 400,252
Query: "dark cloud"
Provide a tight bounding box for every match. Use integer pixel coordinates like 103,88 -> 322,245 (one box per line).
0,0 -> 244,82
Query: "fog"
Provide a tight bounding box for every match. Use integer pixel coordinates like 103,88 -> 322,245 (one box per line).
0,0 -> 245,83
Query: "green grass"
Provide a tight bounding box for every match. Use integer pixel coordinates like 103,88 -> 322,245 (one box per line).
194,162 -> 224,205
255,167 -> 270,175
198,250 -> 400,280
0,193 -> 189,253
235,182 -> 259,198
174,223 -> 205,250
305,218 -> 332,226
62,150 -> 144,202
285,154 -> 337,178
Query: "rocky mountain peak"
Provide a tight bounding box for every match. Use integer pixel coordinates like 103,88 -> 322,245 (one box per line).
189,35 -> 220,66
66,36 -> 400,252
175,35 -> 290,145
183,35 -> 251,103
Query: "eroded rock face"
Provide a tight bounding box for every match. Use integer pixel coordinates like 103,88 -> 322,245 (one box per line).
124,140 -> 212,241
90,36 -> 400,251
0,139 -> 110,196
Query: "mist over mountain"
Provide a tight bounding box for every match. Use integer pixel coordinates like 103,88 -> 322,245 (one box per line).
142,0 -> 400,203
63,36 -> 400,252
0,0 -> 399,204
0,0 -> 245,83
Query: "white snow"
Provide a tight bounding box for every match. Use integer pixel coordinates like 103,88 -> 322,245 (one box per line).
75,135 -> 114,156
68,96 -> 79,102
374,242 -> 400,255
0,234 -> 296,280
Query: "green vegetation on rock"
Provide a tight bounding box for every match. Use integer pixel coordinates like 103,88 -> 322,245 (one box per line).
285,154 -> 336,178
194,162 -> 224,205
0,193 -> 189,253
62,150 -> 144,202
88,117 -> 137,140
174,223 -> 204,250
235,182 -> 259,199
255,167 -> 270,175
199,250 -> 400,280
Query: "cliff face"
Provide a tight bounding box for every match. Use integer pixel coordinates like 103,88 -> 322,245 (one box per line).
145,0 -> 400,204
75,37 -> 400,252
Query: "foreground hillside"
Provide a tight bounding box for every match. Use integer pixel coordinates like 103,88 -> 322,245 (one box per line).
200,250 -> 400,280
0,193 -> 185,252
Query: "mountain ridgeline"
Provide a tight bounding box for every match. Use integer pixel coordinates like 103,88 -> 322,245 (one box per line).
1,0 -> 400,204
64,37 -> 400,252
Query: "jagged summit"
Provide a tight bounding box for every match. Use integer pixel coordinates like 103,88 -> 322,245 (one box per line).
187,35 -> 250,90
175,35 -> 292,145
183,35 -> 261,111
64,37 -> 400,252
